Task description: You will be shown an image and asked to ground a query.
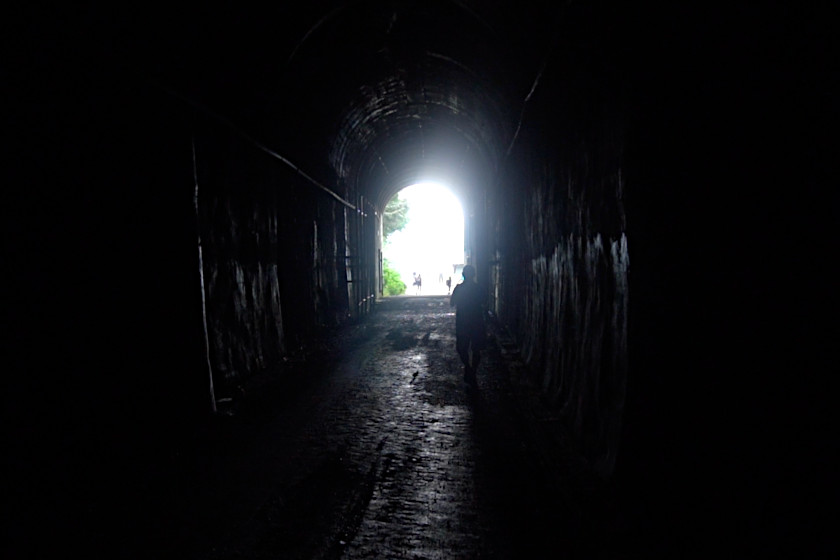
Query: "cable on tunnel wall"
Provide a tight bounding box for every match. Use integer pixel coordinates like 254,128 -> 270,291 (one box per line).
192,134 -> 217,414
498,2 -> 568,179
151,77 -> 359,211
505,57 -> 548,159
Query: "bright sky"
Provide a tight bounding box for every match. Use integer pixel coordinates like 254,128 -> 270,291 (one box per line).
384,182 -> 464,295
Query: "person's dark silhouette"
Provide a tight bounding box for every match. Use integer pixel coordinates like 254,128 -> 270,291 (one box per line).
413,273 -> 422,295
449,264 -> 485,384
445,276 -> 452,295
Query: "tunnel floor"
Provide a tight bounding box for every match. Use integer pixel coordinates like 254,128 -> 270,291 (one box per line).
80,297 -> 634,558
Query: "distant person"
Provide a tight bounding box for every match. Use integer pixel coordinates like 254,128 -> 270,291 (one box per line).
450,265 -> 485,385
445,276 -> 452,295
438,272 -> 444,283
413,273 -> 422,295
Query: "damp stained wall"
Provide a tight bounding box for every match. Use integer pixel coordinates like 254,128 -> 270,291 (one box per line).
488,30 -> 628,475
193,125 -> 371,400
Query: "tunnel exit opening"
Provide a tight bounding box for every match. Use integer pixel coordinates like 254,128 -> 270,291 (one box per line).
382,182 -> 465,297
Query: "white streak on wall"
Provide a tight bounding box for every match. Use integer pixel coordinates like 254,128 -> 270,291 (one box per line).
193,135 -> 217,414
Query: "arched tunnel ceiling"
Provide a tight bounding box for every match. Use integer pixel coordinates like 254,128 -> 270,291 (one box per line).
327,57 -> 506,207
281,1 -> 564,207
112,1 -> 567,207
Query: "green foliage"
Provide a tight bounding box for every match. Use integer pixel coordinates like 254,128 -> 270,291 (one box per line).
383,260 -> 406,296
383,194 -> 409,240
382,194 -> 409,295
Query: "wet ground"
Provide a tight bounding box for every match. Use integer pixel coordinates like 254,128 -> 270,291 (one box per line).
13,296 -> 636,558
186,296 -> 635,559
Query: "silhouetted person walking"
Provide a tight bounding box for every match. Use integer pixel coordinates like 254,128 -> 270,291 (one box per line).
450,265 -> 485,384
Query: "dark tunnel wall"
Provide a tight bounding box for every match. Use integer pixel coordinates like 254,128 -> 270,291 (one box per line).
5,29 -> 381,531
6,60 -> 212,478
193,122 -> 383,400
614,4 -> 834,551
195,129 -> 289,398
488,9 -> 628,476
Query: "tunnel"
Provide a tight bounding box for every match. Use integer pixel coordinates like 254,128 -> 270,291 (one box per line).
6,2 -> 834,557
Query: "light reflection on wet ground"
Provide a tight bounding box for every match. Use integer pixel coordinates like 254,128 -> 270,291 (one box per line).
199,296 -> 621,559
342,297 -> 486,558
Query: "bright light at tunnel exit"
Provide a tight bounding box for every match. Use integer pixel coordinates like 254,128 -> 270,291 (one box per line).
384,182 -> 464,296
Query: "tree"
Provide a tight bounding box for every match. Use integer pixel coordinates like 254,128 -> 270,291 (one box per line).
382,193 -> 409,296
382,259 -> 406,296
383,193 -> 409,240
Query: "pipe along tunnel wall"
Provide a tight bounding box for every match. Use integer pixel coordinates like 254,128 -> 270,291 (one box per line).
6,3 -> 832,553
